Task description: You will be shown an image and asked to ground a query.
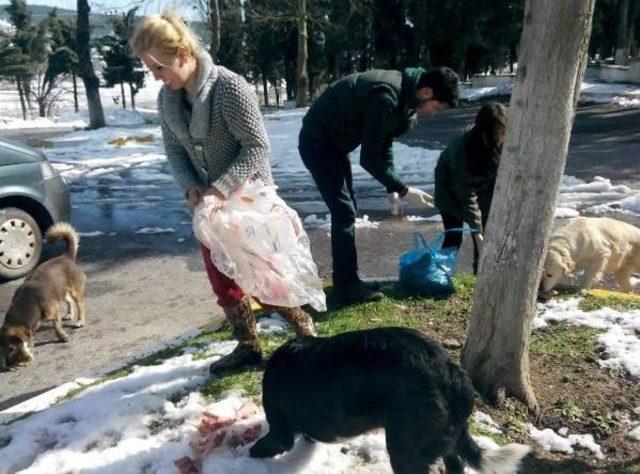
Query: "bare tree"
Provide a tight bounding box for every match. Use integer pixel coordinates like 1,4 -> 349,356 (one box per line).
615,0 -> 631,64
191,0 -> 221,61
209,0 -> 221,60
77,0 -> 105,129
295,0 -> 308,106
461,0 -> 595,414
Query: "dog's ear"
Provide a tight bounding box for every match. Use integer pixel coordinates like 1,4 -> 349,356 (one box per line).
4,325 -> 31,345
556,249 -> 575,275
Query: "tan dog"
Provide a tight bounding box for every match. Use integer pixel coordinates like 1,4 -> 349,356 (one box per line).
0,223 -> 86,370
540,217 -> 640,296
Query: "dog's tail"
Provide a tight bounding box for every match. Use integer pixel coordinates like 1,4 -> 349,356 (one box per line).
46,222 -> 80,260
457,429 -> 530,474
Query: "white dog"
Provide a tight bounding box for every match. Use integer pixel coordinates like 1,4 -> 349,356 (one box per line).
540,217 -> 640,295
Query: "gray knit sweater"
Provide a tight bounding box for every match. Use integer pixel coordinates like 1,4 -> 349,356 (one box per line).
158,51 -> 273,197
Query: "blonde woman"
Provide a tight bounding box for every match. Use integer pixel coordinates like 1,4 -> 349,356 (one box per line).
131,12 -> 316,374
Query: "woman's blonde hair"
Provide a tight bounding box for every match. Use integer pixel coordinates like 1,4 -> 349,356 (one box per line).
130,11 -> 200,60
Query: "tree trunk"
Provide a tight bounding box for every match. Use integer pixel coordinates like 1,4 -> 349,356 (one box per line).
129,83 -> 136,109
77,0 -> 105,129
38,99 -> 46,117
274,80 -> 280,107
72,73 -> 79,113
24,81 -> 33,110
209,0 -> 221,61
120,82 -> 126,109
509,43 -> 517,73
629,0 -> 640,57
16,76 -> 27,120
261,74 -> 269,107
615,0 -> 630,64
295,0 -> 309,107
461,0 -> 595,414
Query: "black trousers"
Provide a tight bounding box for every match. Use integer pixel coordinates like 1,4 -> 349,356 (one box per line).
299,132 -> 359,286
440,212 -> 485,275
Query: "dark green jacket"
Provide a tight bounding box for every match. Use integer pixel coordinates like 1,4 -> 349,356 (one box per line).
434,133 -> 498,232
300,68 -> 424,194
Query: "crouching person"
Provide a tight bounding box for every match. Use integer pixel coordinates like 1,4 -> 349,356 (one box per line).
434,102 -> 507,274
131,12 -> 316,373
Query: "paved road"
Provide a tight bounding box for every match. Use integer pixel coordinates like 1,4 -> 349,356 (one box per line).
400,103 -> 640,186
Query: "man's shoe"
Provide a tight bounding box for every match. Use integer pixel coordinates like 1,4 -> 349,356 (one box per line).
359,278 -> 381,291
334,281 -> 384,305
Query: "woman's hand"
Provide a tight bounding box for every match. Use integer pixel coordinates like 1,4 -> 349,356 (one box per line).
186,185 -> 208,208
203,187 -> 225,200
186,186 -> 224,209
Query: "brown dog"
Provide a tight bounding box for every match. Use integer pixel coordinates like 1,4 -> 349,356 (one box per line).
0,223 -> 86,370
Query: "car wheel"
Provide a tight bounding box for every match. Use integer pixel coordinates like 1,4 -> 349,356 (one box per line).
0,207 -> 43,280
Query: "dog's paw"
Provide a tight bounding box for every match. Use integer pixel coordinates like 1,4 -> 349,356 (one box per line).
249,435 -> 292,458
58,335 -> 70,343
73,322 -> 85,329
8,362 -> 27,371
579,288 -> 589,297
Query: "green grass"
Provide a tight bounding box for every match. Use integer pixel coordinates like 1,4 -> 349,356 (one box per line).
30,273 -> 631,429
200,275 -> 477,401
468,421 -> 509,445
530,324 -> 599,359
579,293 -> 640,312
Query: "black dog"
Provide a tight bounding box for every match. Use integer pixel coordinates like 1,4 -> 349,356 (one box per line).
250,327 -> 529,473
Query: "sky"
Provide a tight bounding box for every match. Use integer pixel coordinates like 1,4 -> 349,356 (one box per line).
0,0 -> 200,18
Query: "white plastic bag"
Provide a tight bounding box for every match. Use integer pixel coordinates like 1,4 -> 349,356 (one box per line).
193,181 -> 326,312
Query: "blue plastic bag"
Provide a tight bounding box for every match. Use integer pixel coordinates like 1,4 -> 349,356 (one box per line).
398,231 -> 465,298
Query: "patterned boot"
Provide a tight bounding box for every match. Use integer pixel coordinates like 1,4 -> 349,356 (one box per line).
260,303 -> 317,338
209,296 -> 263,374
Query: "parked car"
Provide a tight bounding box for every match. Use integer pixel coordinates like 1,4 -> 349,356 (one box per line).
0,139 -> 70,280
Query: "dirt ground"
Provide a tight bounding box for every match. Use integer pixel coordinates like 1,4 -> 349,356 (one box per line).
406,284 -> 640,473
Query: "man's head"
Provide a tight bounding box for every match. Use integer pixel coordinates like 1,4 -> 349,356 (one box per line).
414,67 -> 460,117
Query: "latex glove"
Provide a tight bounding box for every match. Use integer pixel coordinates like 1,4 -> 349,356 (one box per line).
403,187 -> 434,209
473,232 -> 484,253
388,192 -> 402,216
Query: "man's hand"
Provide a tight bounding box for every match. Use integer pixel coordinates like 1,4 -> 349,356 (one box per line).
473,232 -> 484,253
403,187 -> 434,209
388,192 -> 402,216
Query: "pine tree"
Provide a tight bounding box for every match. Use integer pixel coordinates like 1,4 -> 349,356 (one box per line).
2,0 -> 37,118
218,0 -> 247,75
44,10 -> 80,112
246,0 -> 285,106
97,8 -> 145,109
